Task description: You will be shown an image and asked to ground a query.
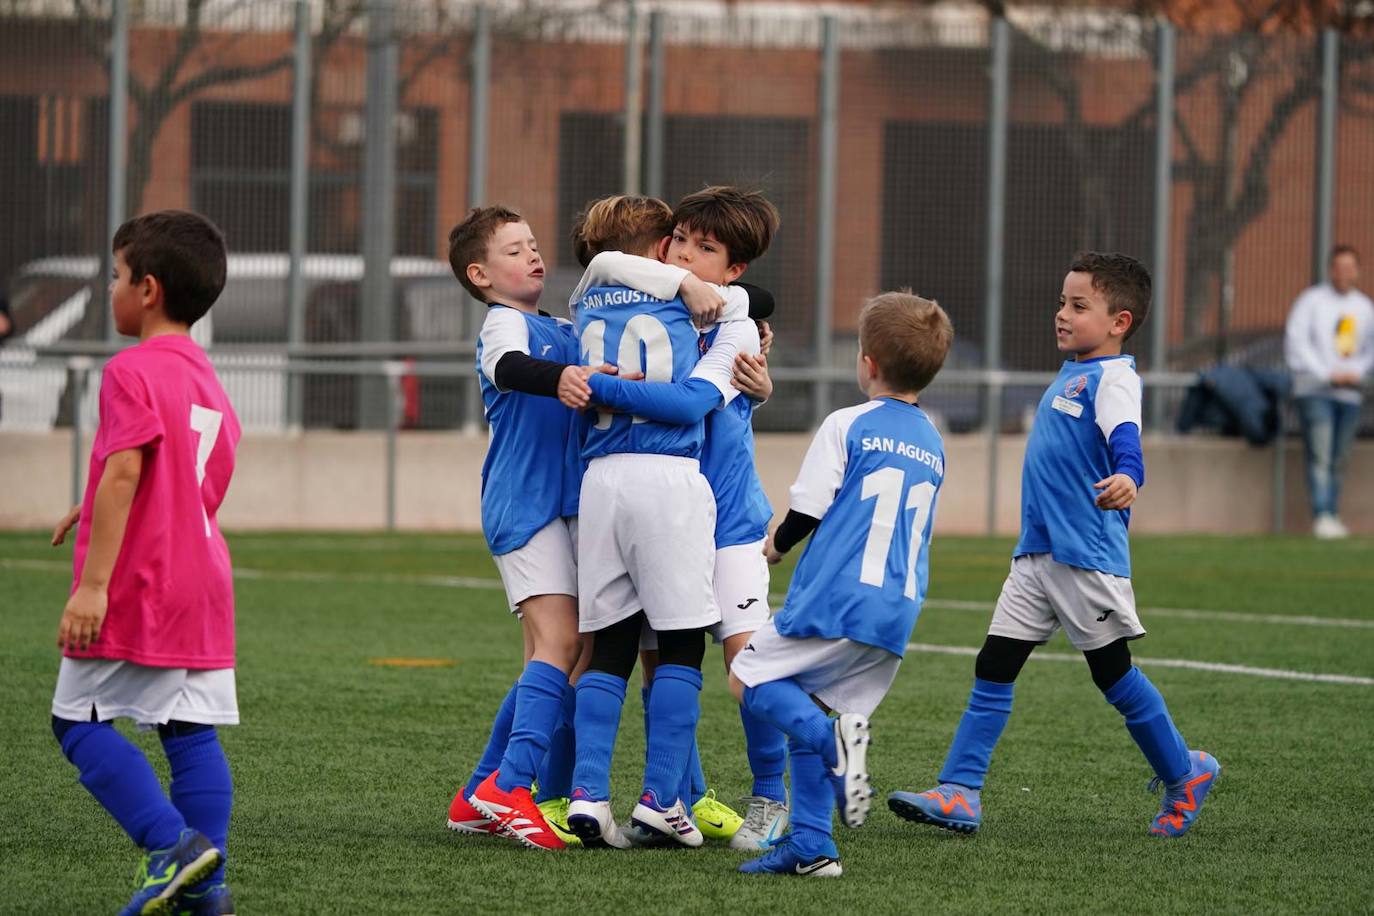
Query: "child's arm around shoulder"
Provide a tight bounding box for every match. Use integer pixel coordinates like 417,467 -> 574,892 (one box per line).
480,307 -> 607,409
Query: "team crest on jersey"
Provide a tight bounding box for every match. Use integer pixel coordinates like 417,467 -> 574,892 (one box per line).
1064,375 -> 1088,398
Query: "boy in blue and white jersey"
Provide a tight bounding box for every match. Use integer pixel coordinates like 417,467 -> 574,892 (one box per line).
889,252 -> 1220,840
564,195 -> 763,850
726,292 -> 953,878
579,187 -> 790,849
443,206 -> 612,850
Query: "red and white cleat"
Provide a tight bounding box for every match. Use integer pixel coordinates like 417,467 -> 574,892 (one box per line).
469,771 -> 567,850
447,788 -> 501,835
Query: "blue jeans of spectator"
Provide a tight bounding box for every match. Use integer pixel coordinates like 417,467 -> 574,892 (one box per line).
1295,396 -> 1362,518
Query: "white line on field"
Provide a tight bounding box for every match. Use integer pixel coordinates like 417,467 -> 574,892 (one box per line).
922,597 -> 1374,631
906,642 -> 1374,687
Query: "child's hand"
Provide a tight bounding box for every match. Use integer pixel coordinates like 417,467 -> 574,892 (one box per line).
680,274 -> 725,328
58,584 -> 107,652
558,364 -> 616,409
51,505 -> 80,546
763,529 -> 784,566
1094,474 -> 1138,510
732,352 -> 773,403
757,320 -> 774,357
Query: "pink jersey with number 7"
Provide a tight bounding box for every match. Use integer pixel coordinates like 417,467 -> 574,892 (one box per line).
68,334 -> 241,669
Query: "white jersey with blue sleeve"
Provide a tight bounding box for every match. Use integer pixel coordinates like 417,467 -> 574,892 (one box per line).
476,305 -> 579,555
775,398 -> 945,657
576,286 -> 705,460
1014,355 -> 1141,577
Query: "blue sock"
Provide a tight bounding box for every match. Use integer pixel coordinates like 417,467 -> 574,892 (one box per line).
786,737 -> 838,859
741,704 -> 788,802
641,685 -> 652,770
161,726 -> 232,885
571,672 -> 627,801
465,679 -> 519,797
642,665 -> 703,805
1104,667 -> 1191,785
690,740 -> 707,801
742,679 -> 836,769
496,661 -> 569,793
937,677 -> 1014,790
55,719 -> 186,851
535,683 -> 577,802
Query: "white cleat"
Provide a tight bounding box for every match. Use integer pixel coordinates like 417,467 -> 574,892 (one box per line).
729,796 -> 790,851
832,714 -> 872,828
1314,514 -> 1349,540
630,792 -> 704,848
566,797 -> 631,849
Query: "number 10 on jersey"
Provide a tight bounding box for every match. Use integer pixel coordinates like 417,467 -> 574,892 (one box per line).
859,468 -> 936,599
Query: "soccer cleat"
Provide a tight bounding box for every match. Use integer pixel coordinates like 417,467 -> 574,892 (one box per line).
730,796 -> 790,851
468,771 -> 565,850
536,796 -> 582,847
174,883 -> 235,916
630,789 -> 704,848
738,834 -> 842,878
120,829 -> 223,916
692,789 -> 743,840
831,713 -> 872,828
447,788 -> 501,835
566,790 -> 632,849
621,820 -> 674,848
887,783 -> 982,834
1149,750 -> 1220,838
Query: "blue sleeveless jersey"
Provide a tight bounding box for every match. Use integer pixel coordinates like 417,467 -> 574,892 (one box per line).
698,329 -> 772,547
1014,355 -> 1141,577
476,306 -> 580,555
776,399 -> 945,657
576,285 -> 705,460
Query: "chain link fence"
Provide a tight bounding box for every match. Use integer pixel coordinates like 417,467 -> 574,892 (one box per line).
1,0 -> 1369,446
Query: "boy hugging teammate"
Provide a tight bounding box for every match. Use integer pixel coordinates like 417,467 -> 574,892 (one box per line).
729,292 -> 952,877
50,211 -> 240,916
574,188 -> 790,848
889,253 -> 1220,839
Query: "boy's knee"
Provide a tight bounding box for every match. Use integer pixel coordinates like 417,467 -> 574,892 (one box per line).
655,627 -> 705,670
728,672 -> 746,705
1084,638 -> 1133,693
51,715 -> 78,747
975,635 -> 1036,684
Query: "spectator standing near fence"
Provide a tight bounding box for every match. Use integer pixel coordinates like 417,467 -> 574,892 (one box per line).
1284,245 -> 1374,539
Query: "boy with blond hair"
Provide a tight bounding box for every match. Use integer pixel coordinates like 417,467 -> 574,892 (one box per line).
889,252 -> 1219,839
728,292 -> 952,877
49,210 -> 240,915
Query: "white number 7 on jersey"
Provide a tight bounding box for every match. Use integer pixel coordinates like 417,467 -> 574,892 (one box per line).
190,404 -> 223,537
859,468 -> 936,599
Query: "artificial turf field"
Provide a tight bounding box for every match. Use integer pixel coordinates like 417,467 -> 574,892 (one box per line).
2,530 -> 1372,914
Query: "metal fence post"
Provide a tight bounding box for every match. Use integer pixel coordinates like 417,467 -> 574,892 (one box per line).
984,15 -> 1010,536
813,15 -> 839,428
68,357 -> 93,507
286,0 -> 312,431
644,9 -> 665,201
1313,27 -> 1338,285
105,0 -> 129,343
622,0 -> 643,195
384,361 -> 402,530
1149,18 -> 1175,433
463,4 -> 491,434
360,0 -> 399,430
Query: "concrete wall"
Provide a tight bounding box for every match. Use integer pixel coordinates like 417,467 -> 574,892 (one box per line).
4,430 -> 1371,535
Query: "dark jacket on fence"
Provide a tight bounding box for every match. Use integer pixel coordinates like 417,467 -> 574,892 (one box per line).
1176,366 -> 1290,446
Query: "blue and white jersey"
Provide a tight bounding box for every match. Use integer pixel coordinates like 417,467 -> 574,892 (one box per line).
775,399 -> 945,657
697,325 -> 771,547
1015,355 -> 1142,577
576,285 -> 705,460
476,305 -> 579,555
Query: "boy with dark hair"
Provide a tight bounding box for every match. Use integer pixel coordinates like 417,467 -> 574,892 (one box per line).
728,291 -> 951,877
889,251 -> 1220,839
49,210 -> 240,915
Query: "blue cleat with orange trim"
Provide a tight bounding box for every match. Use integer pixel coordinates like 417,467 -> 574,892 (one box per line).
887,783 -> 981,834
1149,750 -> 1220,838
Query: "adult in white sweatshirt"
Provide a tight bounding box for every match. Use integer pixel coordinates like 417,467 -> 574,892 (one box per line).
1284,245 -> 1374,538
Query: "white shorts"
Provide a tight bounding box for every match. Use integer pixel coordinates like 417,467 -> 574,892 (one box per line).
642,539 -> 771,650
730,618 -> 901,717
578,453 -> 719,634
493,517 -> 578,613
52,658 -> 239,729
988,553 -> 1145,652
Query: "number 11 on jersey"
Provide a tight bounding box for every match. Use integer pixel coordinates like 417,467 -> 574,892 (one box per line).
859,468 -> 936,599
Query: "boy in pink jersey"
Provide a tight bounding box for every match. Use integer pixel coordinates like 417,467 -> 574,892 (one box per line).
49,210 -> 241,916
